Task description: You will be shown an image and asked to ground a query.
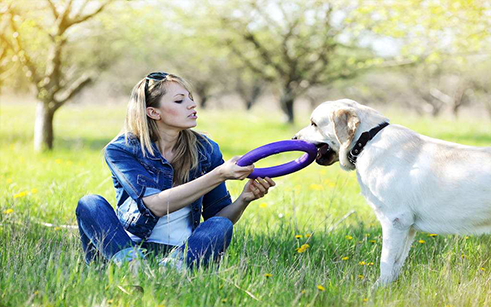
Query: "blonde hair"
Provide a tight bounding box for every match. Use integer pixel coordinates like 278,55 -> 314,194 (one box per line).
123,73 -> 204,185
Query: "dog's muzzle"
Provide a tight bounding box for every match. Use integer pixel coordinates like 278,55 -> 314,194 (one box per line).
315,143 -> 336,166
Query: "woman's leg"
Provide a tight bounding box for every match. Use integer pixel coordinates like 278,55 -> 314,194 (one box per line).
184,216 -> 233,269
75,194 -> 136,264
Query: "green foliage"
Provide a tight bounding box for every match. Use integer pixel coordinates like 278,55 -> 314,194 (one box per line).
1,102 -> 491,306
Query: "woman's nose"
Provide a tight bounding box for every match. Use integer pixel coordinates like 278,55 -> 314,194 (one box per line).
188,101 -> 197,109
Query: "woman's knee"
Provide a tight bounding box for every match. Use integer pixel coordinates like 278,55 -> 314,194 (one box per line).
76,194 -> 111,217
206,216 -> 233,239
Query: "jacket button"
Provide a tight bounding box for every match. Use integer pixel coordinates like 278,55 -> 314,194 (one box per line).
194,207 -> 199,212
194,220 -> 199,226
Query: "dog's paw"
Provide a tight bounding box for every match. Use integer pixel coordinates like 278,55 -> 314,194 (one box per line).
372,277 -> 394,290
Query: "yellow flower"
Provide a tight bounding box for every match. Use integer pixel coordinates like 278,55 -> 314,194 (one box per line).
304,233 -> 312,238
363,298 -> 368,302
31,188 -> 38,194
264,273 -> 272,278
259,203 -> 268,208
107,299 -> 114,304
295,235 -> 302,239
55,159 -> 62,164
465,236 -> 469,240
342,256 -> 349,261
345,235 -> 353,240
309,184 -> 323,191
368,262 -> 374,266
301,290 -> 306,294
461,254 -> 466,259
369,239 -> 377,243
365,233 -> 371,237
6,178 -> 13,184
317,285 -> 325,291
54,227 -> 62,231
359,261 -> 366,266
3,209 -> 14,215
13,191 -> 29,199
358,275 -> 364,279
480,267 -> 486,271
428,233 -> 437,237
418,239 -> 425,244
34,291 -> 39,295
296,244 -> 310,253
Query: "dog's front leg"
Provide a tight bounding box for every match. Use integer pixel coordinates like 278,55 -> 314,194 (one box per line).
375,216 -> 415,287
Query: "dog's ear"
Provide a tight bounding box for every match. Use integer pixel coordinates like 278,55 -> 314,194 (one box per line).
332,108 -> 360,148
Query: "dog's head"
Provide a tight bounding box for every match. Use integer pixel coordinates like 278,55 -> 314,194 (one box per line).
294,99 -> 388,171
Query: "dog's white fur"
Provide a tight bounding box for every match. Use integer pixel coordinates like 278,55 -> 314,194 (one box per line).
295,99 -> 491,286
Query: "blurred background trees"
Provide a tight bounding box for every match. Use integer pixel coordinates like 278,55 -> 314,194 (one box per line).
0,0 -> 490,150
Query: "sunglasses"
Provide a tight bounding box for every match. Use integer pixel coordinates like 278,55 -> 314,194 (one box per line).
145,71 -> 169,101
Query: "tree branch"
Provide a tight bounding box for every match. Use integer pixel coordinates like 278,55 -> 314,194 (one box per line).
46,0 -> 59,19
70,0 -> 112,26
55,73 -> 92,108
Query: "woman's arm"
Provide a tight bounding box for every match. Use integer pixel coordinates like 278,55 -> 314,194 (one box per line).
216,177 -> 275,224
143,157 -> 253,217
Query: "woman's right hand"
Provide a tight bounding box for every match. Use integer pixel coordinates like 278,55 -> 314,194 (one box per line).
217,156 -> 254,180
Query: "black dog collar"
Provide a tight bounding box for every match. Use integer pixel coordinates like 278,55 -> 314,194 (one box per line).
347,122 -> 390,166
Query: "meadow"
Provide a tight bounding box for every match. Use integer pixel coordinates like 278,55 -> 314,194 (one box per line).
1,101 -> 491,306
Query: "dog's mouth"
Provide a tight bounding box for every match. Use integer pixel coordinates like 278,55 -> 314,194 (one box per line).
315,143 -> 337,166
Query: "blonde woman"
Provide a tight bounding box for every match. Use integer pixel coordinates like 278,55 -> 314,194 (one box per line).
75,71 -> 275,269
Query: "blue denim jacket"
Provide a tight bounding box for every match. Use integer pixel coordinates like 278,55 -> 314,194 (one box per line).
104,133 -> 232,240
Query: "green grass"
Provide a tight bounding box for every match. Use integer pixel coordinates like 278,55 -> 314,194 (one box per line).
1,102 -> 491,306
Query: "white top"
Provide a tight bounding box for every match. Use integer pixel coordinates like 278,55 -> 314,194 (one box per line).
127,205 -> 193,246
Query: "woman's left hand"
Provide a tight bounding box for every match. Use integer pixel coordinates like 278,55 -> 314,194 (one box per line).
239,177 -> 276,203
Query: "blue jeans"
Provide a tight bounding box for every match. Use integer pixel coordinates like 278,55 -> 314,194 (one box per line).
75,195 -> 233,268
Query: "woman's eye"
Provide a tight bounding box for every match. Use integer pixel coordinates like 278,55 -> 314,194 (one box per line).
175,100 -> 183,104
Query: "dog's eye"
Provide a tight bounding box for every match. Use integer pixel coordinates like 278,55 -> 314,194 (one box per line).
311,121 -> 317,127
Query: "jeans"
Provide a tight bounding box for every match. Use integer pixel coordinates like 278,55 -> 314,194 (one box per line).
75,195 -> 233,268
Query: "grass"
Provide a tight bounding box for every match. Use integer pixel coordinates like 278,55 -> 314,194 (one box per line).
1,101 -> 491,306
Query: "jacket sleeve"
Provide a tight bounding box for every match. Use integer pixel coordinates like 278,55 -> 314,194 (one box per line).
104,142 -> 161,218
201,140 -> 233,220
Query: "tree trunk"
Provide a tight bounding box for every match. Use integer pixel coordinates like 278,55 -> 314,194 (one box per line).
34,101 -> 55,151
280,88 -> 295,124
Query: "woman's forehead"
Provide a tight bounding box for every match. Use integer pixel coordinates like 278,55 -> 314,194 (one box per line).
163,81 -> 189,96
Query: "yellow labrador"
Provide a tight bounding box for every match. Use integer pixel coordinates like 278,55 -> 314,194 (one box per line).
294,99 -> 491,286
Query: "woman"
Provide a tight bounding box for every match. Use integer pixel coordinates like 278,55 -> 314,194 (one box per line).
75,71 -> 275,269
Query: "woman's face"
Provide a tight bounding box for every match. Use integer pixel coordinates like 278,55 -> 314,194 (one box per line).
151,82 -> 198,130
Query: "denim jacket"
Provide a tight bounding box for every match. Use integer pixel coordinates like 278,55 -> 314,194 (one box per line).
104,133 -> 232,240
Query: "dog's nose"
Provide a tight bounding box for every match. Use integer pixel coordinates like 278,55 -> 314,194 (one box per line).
292,135 -> 298,140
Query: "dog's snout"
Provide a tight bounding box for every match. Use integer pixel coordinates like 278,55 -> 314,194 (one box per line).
292,135 -> 298,140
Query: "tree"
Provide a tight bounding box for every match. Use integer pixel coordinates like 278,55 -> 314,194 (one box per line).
203,0 -> 378,123
3,0 -> 114,151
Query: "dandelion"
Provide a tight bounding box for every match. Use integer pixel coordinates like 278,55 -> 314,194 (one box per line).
317,285 -> 325,291
6,178 -> 13,184
358,275 -> 364,279
465,236 -> 469,240
13,191 -> 28,199
345,235 -> 353,240
107,299 -> 114,304
31,188 -> 38,194
480,267 -> 486,271
418,239 -> 425,244
34,291 -> 39,295
359,261 -> 366,266
304,233 -> 312,238
3,209 -> 14,215
295,235 -> 303,239
363,298 -> 368,302
296,244 -> 310,253
342,256 -> 349,261
309,184 -> 323,191
301,290 -> 306,294
55,159 -> 62,164
259,203 -> 268,208
428,233 -> 437,237
264,273 -> 272,278
368,262 -> 374,266
54,227 -> 62,231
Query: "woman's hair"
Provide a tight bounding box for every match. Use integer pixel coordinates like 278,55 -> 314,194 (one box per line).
123,73 -> 205,186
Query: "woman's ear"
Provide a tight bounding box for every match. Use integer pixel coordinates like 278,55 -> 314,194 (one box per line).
146,107 -> 161,120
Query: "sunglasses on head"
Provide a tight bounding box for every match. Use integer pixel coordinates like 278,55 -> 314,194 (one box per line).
145,71 -> 169,101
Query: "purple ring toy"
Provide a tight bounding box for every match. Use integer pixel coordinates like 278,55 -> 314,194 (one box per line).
236,140 -> 318,179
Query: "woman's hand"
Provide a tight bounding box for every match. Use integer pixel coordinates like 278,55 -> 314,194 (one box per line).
217,156 -> 254,180
239,177 -> 276,203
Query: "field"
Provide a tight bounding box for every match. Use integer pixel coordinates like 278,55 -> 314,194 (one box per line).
1,101 -> 491,306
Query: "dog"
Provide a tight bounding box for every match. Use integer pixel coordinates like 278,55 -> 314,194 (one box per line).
294,99 -> 491,286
